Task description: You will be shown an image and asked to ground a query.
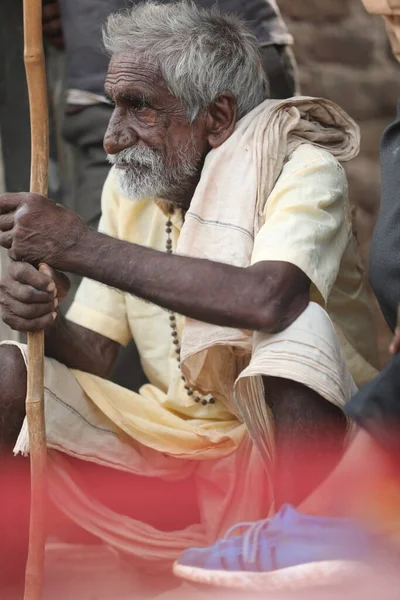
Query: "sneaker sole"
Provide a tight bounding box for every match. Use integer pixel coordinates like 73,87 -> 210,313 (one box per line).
173,560 -> 369,592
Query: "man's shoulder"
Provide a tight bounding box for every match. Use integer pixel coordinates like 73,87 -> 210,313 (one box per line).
288,143 -> 343,167
266,144 -> 348,214
281,144 -> 346,181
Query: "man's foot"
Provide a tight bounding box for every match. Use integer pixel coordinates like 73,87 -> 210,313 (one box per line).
173,505 -> 380,592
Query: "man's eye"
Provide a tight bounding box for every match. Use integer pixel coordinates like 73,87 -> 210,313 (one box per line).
132,98 -> 148,111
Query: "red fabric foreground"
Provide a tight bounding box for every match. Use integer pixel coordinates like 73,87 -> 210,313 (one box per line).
0,453 -> 200,586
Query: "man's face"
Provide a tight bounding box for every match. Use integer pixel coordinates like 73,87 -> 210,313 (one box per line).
104,53 -> 209,207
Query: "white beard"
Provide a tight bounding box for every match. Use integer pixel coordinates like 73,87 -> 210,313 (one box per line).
107,146 -> 165,201
107,142 -> 201,202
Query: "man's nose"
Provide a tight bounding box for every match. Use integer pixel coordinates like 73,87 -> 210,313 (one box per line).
103,118 -> 138,155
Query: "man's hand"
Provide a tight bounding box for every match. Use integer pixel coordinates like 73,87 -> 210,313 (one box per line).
0,262 -> 70,332
0,193 -> 87,269
389,306 -> 400,355
0,260 -> 120,376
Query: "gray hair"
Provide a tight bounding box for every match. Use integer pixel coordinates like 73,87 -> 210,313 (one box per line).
103,1 -> 268,122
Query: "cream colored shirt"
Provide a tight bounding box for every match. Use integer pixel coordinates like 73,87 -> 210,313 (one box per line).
67,144 -> 379,391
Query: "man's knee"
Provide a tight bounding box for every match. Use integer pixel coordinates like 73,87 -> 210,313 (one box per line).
264,376 -> 346,428
0,344 -> 26,387
0,345 -> 27,447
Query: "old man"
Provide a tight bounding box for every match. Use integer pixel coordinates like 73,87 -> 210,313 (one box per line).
0,0 -> 378,586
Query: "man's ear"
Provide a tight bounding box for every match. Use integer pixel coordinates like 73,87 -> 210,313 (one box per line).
205,92 -> 237,149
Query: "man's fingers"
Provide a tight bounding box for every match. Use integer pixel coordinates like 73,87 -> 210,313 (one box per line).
39,263 -> 71,298
10,262 -> 54,293
0,231 -> 12,249
38,263 -> 54,279
0,214 -> 15,249
2,311 -> 57,333
4,298 -> 57,320
7,281 -> 54,305
0,214 -> 15,231
5,263 -> 68,304
0,193 -> 23,214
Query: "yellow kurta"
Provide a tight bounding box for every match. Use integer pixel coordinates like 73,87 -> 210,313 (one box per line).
68,143 -> 378,417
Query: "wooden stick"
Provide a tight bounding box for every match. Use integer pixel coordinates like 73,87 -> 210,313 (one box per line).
23,1 -> 49,598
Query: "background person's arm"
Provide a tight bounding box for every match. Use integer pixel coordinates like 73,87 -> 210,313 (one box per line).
369,100 -> 400,332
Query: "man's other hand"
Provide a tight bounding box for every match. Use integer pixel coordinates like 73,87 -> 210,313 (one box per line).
389,306 -> 400,355
0,262 -> 70,332
0,193 -> 86,269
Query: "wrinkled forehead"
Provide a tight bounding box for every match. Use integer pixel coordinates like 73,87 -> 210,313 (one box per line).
105,52 -> 168,99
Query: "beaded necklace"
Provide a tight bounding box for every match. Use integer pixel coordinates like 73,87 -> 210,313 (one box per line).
165,215 -> 215,405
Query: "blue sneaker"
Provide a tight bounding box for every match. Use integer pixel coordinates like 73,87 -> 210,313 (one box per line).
173,505 -> 379,591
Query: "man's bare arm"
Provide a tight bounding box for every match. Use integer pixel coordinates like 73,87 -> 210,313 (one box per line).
45,315 -> 120,378
65,229 -> 310,333
0,194 -> 310,333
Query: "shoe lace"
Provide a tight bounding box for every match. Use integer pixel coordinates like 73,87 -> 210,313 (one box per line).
223,518 -> 274,564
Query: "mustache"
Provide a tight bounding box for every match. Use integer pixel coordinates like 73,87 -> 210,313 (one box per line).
107,146 -> 163,169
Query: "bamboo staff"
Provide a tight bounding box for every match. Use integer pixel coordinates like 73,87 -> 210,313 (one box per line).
23,0 -> 49,598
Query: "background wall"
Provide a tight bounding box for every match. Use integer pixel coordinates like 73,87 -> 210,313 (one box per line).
279,0 -> 400,361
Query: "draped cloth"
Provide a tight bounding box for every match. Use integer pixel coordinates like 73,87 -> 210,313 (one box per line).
177,96 -> 360,469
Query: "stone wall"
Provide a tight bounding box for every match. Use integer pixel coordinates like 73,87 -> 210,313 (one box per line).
278,0 -> 400,361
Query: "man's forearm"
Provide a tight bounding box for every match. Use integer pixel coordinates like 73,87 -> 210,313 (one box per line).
61,227 -> 310,333
45,312 -> 120,378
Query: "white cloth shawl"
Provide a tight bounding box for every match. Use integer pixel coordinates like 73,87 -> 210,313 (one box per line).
177,97 -> 360,469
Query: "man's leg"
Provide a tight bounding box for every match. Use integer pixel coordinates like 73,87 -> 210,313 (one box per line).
0,344 -> 200,586
263,376 -> 347,507
173,385 -> 381,585
0,345 -> 30,587
0,344 -> 27,449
